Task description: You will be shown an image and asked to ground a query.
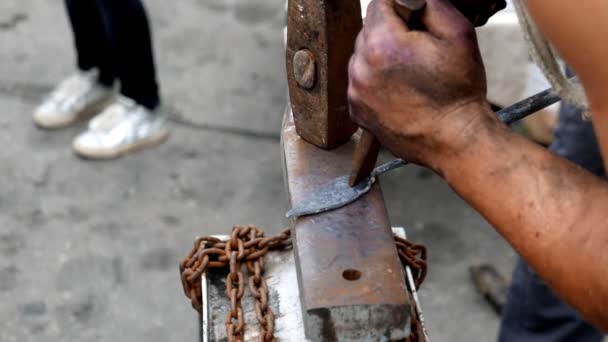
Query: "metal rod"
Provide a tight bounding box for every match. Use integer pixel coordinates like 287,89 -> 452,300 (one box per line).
200,272 -> 209,342
372,158 -> 409,177
497,77 -> 577,125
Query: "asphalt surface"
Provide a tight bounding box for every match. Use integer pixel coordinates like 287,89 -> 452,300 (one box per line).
0,0 -> 516,341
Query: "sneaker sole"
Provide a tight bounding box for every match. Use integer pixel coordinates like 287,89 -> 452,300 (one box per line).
33,96 -> 114,130
72,128 -> 170,160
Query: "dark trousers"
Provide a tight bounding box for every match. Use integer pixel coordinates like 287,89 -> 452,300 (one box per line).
498,100 -> 604,341
65,0 -> 160,109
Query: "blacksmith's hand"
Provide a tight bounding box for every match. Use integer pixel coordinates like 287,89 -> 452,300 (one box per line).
348,0 -> 497,173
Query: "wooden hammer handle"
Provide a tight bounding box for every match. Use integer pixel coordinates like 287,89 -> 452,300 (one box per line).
349,0 -> 426,187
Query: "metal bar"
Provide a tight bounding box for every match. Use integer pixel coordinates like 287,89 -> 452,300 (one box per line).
282,107 -> 411,341
199,235 -> 229,342
497,77 -> 578,124
200,272 -> 209,342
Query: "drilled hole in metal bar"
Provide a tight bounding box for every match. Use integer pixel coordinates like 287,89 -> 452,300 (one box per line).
342,269 -> 362,281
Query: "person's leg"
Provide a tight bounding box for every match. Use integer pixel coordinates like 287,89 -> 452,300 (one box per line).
64,0 -> 115,86
33,0 -> 115,129
71,0 -> 166,159
499,258 -> 603,342
95,0 -> 160,109
498,94 -> 604,342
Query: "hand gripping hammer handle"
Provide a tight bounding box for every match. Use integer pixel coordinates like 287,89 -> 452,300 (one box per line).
349,0 -> 427,187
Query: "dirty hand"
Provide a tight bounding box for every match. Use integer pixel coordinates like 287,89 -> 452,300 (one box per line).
348,0 -> 496,171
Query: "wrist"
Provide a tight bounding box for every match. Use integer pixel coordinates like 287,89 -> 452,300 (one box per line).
428,102 -> 503,177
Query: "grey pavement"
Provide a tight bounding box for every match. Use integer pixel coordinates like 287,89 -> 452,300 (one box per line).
0,0 -> 516,341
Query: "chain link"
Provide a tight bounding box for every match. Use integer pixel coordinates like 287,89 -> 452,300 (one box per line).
394,235 -> 427,290
395,235 -> 427,342
180,226 -> 427,341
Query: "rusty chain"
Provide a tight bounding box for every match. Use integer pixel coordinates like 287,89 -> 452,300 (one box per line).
180,225 -> 290,341
225,229 -> 245,341
395,235 -> 427,342
394,235 -> 427,290
180,226 -> 427,341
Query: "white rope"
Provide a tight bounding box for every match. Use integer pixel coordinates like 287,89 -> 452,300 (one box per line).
512,0 -> 589,115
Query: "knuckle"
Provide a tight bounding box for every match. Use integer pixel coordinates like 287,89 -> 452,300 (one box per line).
348,71 -> 365,92
348,57 -> 371,91
365,35 -> 391,67
347,86 -> 360,106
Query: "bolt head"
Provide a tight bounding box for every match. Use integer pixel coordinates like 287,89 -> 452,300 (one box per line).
293,49 -> 316,89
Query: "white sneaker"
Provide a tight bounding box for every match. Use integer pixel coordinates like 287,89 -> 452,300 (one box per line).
33,70 -> 114,129
72,95 -> 169,159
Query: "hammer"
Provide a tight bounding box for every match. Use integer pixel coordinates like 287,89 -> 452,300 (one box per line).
349,0 -> 427,187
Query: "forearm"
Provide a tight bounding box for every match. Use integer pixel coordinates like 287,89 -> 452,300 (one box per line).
436,111 -> 608,331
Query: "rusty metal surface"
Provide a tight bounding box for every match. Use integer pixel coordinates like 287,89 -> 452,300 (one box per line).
286,0 -> 360,150
282,108 -> 411,341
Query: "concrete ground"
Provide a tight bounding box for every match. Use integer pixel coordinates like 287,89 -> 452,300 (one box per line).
0,0 -> 516,341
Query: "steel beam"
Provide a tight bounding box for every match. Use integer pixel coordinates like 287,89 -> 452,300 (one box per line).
282,107 -> 411,341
